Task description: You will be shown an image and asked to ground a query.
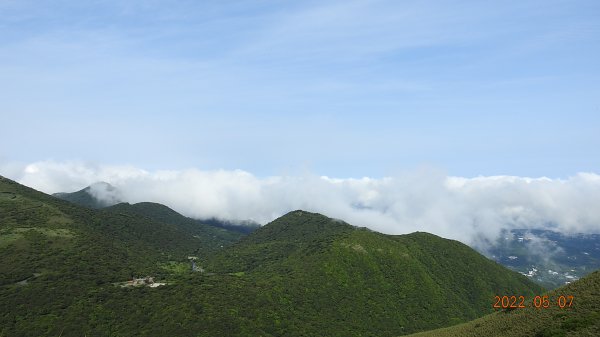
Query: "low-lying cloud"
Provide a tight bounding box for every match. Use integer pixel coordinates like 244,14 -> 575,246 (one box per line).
3,160 -> 600,247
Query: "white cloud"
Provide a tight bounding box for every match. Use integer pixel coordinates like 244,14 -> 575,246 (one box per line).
2,160 -> 600,247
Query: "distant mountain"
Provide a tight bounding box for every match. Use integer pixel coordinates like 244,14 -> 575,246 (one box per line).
53,181 -> 122,208
482,229 -> 600,289
407,270 -> 600,337
105,202 -> 244,255
54,183 -> 260,233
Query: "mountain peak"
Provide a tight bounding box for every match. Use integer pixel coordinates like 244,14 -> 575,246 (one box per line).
205,210 -> 355,274
259,210 -> 355,236
278,209 -> 333,221
53,182 -> 122,208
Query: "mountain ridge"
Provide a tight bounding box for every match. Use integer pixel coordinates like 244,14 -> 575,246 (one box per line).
1,176 -> 556,336
53,183 -> 260,234
52,181 -> 121,209
204,209 -> 546,335
105,201 -> 244,256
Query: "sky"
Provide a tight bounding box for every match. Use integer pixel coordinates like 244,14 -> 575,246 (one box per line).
1,1 -> 600,242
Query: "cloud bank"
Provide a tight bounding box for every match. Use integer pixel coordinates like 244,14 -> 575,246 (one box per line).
3,160 -> 600,247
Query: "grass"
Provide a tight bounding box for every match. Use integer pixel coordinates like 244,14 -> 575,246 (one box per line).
0,227 -> 74,247
0,192 -> 17,200
0,232 -> 24,248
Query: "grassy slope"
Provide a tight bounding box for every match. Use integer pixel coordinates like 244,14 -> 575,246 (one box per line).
407,270 -> 600,337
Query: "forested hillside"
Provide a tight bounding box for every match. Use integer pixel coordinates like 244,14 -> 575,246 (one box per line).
1,176 -> 552,337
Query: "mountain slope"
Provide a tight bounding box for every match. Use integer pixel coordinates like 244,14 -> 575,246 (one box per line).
407,270 -> 600,337
1,176 -> 168,285
55,183 -> 259,234
1,176 -> 242,284
1,178 -> 548,337
105,202 -> 244,255
205,210 -> 545,336
0,175 -> 236,336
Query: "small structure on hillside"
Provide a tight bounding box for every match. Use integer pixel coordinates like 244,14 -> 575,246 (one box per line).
117,275 -> 165,288
128,276 -> 154,286
188,256 -> 204,272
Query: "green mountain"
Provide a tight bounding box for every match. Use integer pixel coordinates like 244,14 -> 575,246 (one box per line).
407,270 -> 600,337
54,183 -> 260,234
0,177 -> 242,283
0,175 -> 244,336
2,177 -> 548,337
203,210 -> 545,336
53,182 -> 121,209
1,176 -> 176,285
105,201 -> 244,254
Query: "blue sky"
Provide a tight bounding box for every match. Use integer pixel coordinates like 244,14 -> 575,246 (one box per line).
1,0 -> 599,178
